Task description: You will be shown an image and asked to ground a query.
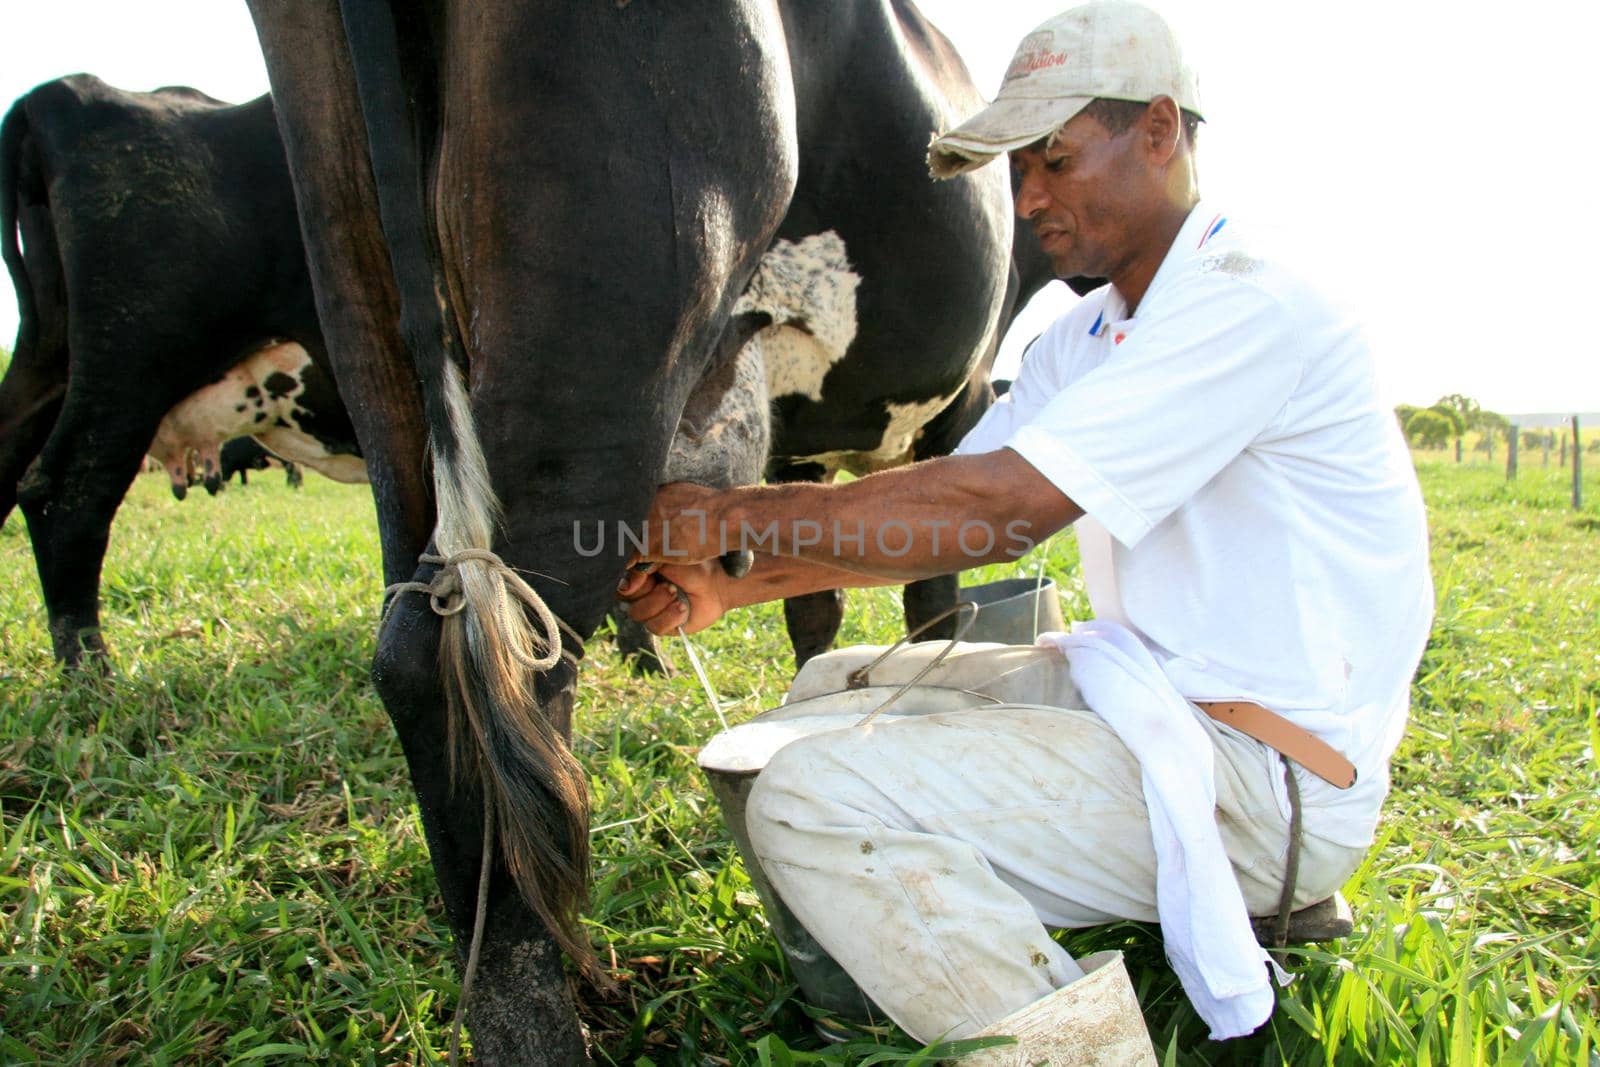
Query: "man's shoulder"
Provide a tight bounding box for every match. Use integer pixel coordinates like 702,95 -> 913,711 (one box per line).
1165,213 -> 1357,326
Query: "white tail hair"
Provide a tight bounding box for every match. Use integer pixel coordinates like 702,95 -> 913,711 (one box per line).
429,362 -> 596,975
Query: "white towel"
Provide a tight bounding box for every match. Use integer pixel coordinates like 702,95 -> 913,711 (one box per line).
1037,619 -> 1288,1039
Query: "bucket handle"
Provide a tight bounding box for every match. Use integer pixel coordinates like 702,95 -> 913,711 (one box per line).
848,600 -> 980,726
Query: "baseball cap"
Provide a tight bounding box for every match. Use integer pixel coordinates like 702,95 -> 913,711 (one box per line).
928,1 -> 1202,179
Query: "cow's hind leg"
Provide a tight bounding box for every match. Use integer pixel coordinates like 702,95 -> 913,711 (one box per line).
372,574 -> 586,1064
903,573 -> 961,643
15,379 -> 175,666
0,184 -> 70,529
783,589 -> 844,671
0,344 -> 65,529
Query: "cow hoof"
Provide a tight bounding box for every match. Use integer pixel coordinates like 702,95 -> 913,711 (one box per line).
53,625 -> 112,673
63,648 -> 114,679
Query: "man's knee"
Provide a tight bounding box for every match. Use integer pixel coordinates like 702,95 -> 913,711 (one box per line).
746,730 -> 881,855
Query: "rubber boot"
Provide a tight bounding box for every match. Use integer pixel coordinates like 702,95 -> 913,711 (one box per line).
949,951 -> 1158,1066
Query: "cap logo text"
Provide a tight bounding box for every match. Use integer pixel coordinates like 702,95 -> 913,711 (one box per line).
1006,32 -> 1070,81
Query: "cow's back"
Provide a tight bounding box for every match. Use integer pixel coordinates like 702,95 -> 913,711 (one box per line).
23,75 -> 314,362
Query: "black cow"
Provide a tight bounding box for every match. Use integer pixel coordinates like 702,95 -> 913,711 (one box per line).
219,437 -> 303,489
0,76 -> 362,662
217,436 -> 276,489
249,1 -> 1019,1059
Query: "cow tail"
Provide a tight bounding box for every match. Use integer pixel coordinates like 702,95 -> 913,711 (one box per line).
0,92 -> 70,527
0,96 -> 35,348
337,0 -> 595,976
432,365 -> 596,980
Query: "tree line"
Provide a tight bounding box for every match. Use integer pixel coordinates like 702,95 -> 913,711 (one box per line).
1398,394 -> 1597,456
1396,394 -> 1506,450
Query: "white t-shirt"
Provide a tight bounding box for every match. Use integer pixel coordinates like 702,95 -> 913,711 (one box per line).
958,203 -> 1433,847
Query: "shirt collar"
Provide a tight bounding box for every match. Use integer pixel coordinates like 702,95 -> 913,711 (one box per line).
1088,287 -> 1129,336
1095,201 -> 1224,332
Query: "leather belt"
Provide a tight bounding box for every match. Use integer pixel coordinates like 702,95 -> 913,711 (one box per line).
1193,700 -> 1357,790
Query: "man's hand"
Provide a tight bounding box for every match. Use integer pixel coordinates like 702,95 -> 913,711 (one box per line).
617,561 -> 730,635
636,482 -> 729,566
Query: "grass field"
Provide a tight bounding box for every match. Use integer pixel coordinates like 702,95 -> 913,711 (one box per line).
1,456 -> 1597,1065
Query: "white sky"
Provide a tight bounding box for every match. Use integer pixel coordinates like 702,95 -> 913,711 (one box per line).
3,1 -> 1595,415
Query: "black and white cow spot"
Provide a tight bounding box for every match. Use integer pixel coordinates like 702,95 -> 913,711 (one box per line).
263,371 -> 299,399
735,231 -> 860,405
148,341 -> 367,496
734,230 -> 969,476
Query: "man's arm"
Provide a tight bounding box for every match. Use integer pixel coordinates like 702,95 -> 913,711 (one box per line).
639,448 -> 1083,581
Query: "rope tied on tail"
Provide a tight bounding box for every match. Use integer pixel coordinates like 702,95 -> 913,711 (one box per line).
385,548 -> 578,668
383,546 -> 594,1065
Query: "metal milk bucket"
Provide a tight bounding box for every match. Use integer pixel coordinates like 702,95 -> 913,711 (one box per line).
958,576 -> 1065,645
697,684 -> 1000,1026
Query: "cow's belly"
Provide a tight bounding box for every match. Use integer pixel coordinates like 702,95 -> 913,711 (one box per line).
252,429 -> 369,483
784,392 -> 962,477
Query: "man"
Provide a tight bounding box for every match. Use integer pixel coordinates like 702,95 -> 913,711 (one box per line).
621,1 -> 1432,1060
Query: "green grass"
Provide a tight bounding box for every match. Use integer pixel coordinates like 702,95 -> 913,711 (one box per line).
1,459 -> 1597,1064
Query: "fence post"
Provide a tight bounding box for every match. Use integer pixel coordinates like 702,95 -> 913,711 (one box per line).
1507,425 -> 1518,481
1455,437 -> 1463,463
1574,416 -> 1584,511
1544,432 -> 1551,467
1561,434 -> 1568,467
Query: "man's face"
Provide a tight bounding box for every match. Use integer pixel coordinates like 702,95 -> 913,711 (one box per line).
1010,109 -> 1150,282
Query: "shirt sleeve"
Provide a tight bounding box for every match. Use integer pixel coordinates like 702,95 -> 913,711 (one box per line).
956,308 -> 1095,456
1004,275 -> 1302,548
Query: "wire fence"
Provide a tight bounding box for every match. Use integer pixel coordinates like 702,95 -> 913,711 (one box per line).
1410,417 -> 1595,510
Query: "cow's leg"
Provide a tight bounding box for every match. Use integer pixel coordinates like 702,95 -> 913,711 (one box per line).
372,575 -> 586,1065
768,461 -> 844,670
16,387 -> 163,666
0,341 -> 65,529
784,589 -> 845,670
904,573 -> 961,642
608,603 -> 672,677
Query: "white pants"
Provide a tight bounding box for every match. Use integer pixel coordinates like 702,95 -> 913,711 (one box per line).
744,643 -> 1367,1043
